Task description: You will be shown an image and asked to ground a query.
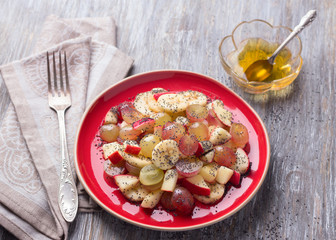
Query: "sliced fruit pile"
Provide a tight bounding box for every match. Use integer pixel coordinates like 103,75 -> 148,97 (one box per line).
99,88 -> 250,216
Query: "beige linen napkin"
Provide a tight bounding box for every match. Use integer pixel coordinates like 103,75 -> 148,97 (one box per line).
0,15 -> 133,240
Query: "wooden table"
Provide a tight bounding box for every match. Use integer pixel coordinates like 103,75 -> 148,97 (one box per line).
0,0 -> 334,239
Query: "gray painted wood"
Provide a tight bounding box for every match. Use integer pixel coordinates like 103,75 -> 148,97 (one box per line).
0,0 -> 334,239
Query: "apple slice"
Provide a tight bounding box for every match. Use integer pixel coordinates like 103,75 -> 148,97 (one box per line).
175,157 -> 203,177
229,170 -> 241,186
141,189 -> 164,209
113,175 -> 139,191
108,151 -> 124,164
199,149 -> 215,163
212,100 -> 232,127
103,107 -> 119,125
244,142 -> 250,154
122,184 -> 149,202
177,172 -> 185,184
206,108 -> 225,127
124,145 -> 141,155
208,125 -> 217,135
233,148 -> 250,174
161,169 -> 178,192
182,175 -> 211,196
102,142 -> 121,157
209,127 -> 231,145
195,141 -> 213,156
123,140 -> 141,155
216,166 -> 234,185
132,117 -> 155,132
199,162 -> 220,183
193,183 -> 225,204
153,125 -> 163,138
103,160 -> 126,177
102,142 -> 124,164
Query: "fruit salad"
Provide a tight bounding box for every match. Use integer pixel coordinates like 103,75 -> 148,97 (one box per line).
99,88 -> 250,216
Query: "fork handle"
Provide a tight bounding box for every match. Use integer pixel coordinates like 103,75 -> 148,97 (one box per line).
57,109 -> 78,222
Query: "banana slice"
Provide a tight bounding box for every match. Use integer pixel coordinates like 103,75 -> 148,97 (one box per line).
157,90 -> 207,113
179,90 -> 207,106
148,91 -> 164,112
134,92 -> 155,116
152,140 -> 180,170
157,93 -> 188,113
119,150 -> 152,168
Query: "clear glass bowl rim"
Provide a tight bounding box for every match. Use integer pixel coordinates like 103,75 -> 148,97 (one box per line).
219,19 -> 303,86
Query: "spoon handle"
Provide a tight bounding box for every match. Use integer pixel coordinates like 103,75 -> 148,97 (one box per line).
268,10 -> 317,64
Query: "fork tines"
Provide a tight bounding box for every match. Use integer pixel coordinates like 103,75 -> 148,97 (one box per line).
47,51 -> 70,97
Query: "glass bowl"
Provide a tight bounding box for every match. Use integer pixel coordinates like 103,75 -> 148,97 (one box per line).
219,19 -> 303,94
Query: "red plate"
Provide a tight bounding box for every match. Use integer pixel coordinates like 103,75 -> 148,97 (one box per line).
74,70 -> 270,230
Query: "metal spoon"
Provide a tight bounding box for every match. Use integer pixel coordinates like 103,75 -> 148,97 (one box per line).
244,10 -> 317,82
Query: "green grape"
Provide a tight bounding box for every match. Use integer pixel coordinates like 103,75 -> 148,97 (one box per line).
140,134 -> 161,158
152,112 -> 172,127
139,164 -> 164,186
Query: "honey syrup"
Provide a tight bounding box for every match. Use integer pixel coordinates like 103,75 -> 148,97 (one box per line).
228,38 -> 293,82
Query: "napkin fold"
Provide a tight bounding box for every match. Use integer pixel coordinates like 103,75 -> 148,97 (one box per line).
0,15 -> 133,240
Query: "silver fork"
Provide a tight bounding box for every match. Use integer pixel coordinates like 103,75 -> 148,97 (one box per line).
47,51 -> 78,222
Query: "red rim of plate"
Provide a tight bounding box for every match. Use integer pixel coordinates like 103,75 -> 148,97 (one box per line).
74,70 -> 270,231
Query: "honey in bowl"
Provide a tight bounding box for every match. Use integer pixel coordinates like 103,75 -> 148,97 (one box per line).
227,38 -> 293,82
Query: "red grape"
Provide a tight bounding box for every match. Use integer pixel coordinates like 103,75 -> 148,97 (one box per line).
188,122 -> 209,141
125,162 -> 141,176
230,123 -> 249,148
213,145 -> 236,167
103,160 -> 126,177
160,191 -> 176,210
162,122 -> 186,142
119,102 -> 144,124
186,104 -> 208,122
175,157 -> 203,177
171,187 -> 194,215
119,125 -> 142,140
222,139 -> 238,152
178,135 -> 199,156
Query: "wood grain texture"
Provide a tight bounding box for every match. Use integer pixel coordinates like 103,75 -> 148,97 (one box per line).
0,0 -> 334,239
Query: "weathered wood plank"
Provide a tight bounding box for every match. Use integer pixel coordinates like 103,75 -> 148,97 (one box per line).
0,0 -> 334,239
